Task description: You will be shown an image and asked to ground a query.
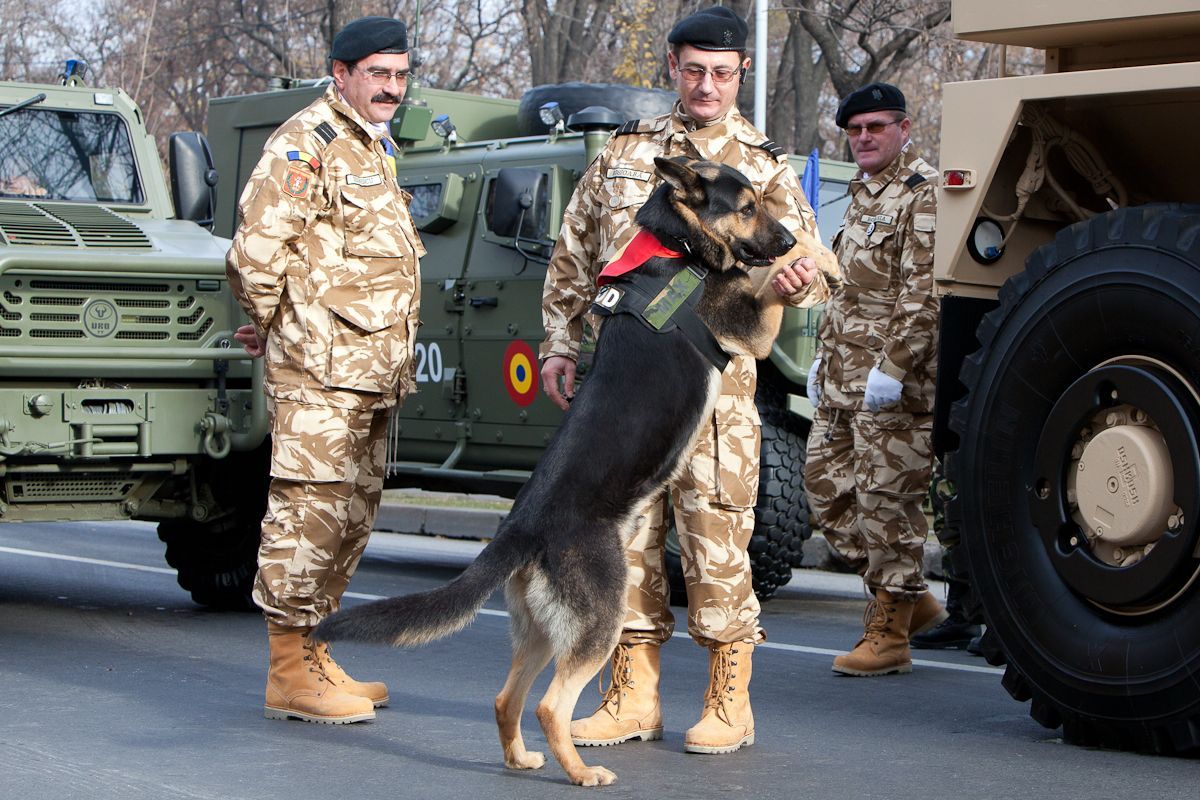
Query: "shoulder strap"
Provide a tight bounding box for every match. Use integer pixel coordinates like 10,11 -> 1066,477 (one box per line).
904,172 -> 928,190
753,139 -> 787,161
615,119 -> 641,136
313,121 -> 337,148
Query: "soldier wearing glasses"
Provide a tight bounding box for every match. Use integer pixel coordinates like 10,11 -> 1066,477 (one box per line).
227,16 -> 424,725
804,82 -> 946,677
542,5 -> 836,755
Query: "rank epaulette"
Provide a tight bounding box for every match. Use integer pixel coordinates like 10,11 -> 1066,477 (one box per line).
313,121 -> 337,147
615,119 -> 642,135
904,173 -> 928,190
754,139 -> 787,161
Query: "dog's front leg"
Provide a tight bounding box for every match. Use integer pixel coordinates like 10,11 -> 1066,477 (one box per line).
536,656 -> 618,787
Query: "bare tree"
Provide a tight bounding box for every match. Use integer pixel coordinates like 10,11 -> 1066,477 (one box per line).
521,0 -> 613,86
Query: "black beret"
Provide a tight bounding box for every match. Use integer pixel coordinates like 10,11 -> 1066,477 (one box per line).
836,82 -> 906,128
330,16 -> 408,62
668,6 -> 748,51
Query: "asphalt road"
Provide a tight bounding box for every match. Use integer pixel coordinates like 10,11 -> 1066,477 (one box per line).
1,521 -> 1195,799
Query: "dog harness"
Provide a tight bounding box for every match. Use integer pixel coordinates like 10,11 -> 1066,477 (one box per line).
590,230 -> 731,372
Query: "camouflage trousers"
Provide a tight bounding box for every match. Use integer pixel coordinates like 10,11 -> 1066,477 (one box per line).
621,404 -> 765,649
253,399 -> 390,628
804,406 -> 933,599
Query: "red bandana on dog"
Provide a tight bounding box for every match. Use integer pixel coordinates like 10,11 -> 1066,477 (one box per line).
597,230 -> 685,286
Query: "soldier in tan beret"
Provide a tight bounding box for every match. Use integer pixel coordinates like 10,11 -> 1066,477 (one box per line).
227,15 -> 424,725
804,82 -> 948,678
540,5 -> 837,755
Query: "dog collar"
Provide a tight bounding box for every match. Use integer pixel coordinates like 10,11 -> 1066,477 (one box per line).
597,229 -> 685,286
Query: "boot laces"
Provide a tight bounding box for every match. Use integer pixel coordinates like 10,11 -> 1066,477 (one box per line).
594,644 -> 635,713
301,637 -> 328,683
862,596 -> 898,643
702,647 -> 739,724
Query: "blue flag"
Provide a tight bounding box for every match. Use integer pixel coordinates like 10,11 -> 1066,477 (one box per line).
801,147 -> 820,225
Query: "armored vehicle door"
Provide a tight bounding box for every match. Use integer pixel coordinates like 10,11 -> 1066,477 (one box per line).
388,140 -> 578,488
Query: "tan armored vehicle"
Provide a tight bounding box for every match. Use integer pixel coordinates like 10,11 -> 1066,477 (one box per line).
935,0 -> 1200,755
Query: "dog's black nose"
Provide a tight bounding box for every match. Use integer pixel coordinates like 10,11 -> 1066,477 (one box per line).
777,227 -> 797,253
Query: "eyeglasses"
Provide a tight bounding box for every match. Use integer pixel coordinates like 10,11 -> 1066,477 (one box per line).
844,120 -> 902,137
352,66 -> 411,86
677,65 -> 741,85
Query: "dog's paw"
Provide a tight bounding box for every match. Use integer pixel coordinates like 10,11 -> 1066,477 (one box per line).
570,765 -> 617,787
505,750 -> 545,770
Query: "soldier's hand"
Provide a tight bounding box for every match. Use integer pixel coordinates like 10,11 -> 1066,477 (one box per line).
864,366 -> 903,412
772,256 -> 818,296
233,323 -> 266,358
541,355 -> 577,411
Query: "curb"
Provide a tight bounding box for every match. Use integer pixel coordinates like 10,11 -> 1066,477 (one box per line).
374,501 -> 948,581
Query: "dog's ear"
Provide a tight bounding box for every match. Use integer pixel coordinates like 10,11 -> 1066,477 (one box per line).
654,156 -> 703,203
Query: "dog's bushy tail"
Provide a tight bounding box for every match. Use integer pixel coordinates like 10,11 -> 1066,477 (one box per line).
314,533 -> 534,648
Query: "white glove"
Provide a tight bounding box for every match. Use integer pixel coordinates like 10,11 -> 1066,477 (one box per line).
864,366 -> 903,411
806,358 -> 823,406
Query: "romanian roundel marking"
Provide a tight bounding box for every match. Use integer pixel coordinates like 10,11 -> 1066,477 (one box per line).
503,339 -> 537,407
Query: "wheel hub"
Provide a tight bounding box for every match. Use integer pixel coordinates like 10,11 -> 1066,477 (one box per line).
1031,360 -> 1200,612
1071,419 -> 1174,564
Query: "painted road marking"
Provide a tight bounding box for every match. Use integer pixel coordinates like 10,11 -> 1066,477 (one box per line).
0,545 -> 1003,676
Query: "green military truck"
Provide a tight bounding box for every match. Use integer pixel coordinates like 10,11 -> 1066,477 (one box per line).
934,0 -> 1200,755
0,68 -> 270,609
208,79 -> 855,601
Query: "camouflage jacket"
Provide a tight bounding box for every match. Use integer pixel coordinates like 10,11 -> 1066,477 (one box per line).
541,104 -> 837,413
817,145 -> 939,413
227,84 -> 425,411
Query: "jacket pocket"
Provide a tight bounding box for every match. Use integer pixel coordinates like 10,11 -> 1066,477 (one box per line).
842,223 -> 897,289
324,286 -> 407,394
339,184 -> 407,258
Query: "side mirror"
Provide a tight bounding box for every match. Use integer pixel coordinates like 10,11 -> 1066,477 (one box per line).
485,167 -> 548,240
169,132 -> 218,230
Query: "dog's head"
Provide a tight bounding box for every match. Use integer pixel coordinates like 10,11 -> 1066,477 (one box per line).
635,156 -> 797,273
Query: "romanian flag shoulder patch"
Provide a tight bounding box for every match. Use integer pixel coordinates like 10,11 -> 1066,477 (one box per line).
286,150 -> 321,170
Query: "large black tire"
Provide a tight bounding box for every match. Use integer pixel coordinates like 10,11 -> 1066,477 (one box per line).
517,82 -> 676,136
158,443 -> 270,611
946,205 -> 1200,754
748,404 -> 811,599
665,378 -> 812,604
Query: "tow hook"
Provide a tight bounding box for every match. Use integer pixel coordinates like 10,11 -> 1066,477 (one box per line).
199,413 -> 232,459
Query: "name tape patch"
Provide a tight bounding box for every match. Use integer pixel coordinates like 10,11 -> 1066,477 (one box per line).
346,173 -> 383,187
607,167 -> 652,182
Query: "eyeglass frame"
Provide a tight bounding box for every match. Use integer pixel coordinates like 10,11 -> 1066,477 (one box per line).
675,64 -> 744,85
843,119 -> 904,138
349,65 -> 412,86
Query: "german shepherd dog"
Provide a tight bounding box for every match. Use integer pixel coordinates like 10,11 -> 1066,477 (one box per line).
316,157 -> 802,786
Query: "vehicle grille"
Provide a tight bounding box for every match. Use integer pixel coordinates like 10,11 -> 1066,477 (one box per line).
7,474 -> 137,502
0,201 -> 152,248
0,276 -> 217,344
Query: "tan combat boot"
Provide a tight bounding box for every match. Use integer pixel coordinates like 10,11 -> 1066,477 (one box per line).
684,642 -> 754,754
264,623 -> 375,724
314,641 -> 390,707
910,591 -> 949,637
832,588 -> 915,676
571,643 -> 664,746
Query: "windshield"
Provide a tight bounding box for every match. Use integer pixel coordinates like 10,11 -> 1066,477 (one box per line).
0,106 -> 144,203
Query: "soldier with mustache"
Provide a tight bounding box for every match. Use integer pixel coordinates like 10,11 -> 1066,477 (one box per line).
227,16 -> 425,725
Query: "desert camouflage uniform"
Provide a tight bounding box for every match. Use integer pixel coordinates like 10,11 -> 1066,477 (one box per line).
804,144 -> 939,600
227,84 -> 424,628
542,103 -> 836,648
